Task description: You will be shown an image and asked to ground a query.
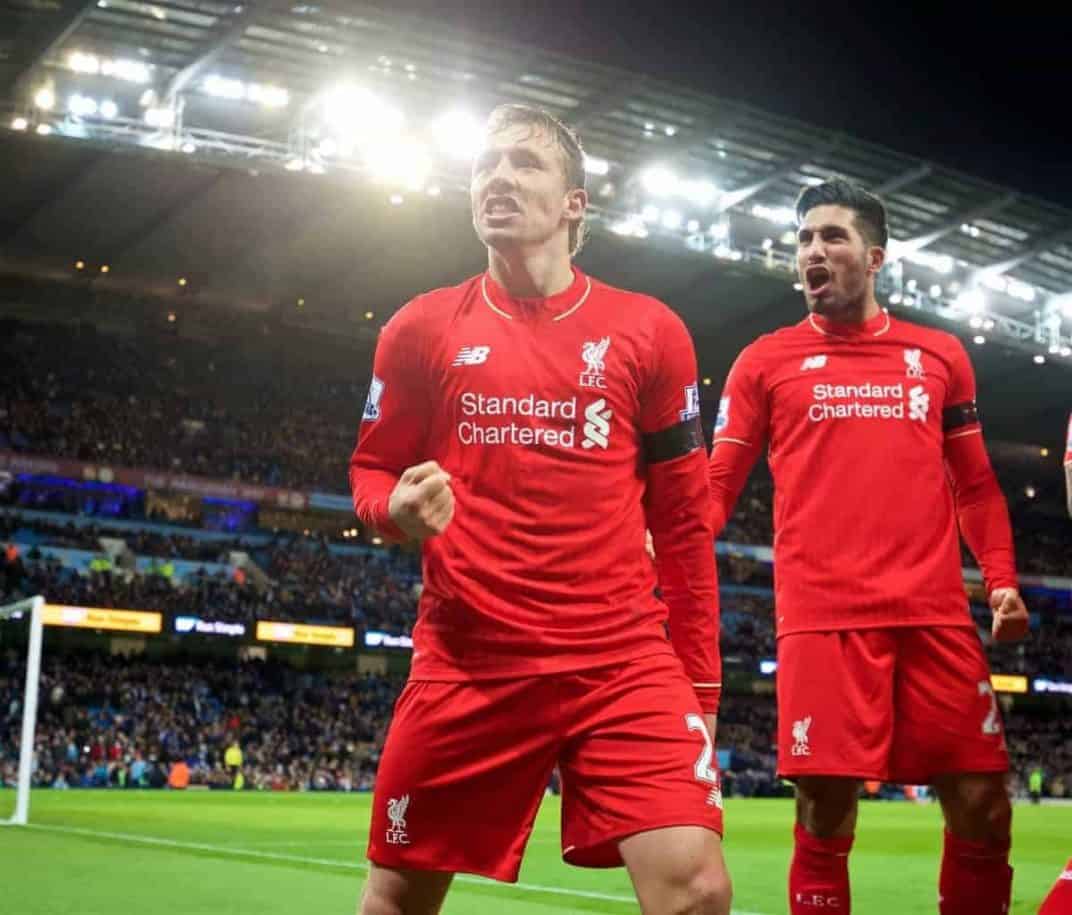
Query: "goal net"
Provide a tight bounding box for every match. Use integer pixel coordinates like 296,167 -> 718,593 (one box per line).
0,596 -> 44,826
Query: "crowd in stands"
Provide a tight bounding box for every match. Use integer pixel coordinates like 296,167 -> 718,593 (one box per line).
0,653 -> 400,793
2,650 -> 1068,801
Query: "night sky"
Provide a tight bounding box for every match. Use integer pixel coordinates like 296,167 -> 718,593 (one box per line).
380,1 -> 1070,209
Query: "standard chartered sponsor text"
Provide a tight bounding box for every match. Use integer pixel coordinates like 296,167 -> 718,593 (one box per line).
458,391 -> 578,447
809,381 -> 908,423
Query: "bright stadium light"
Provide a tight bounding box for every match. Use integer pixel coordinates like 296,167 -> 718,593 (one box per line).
100,58 -> 151,84
68,51 -> 100,74
709,221 -> 729,240
431,109 -> 483,161
1034,354 -> 1045,365
584,154 -> 610,176
204,75 -> 245,100
641,165 -> 678,196
751,203 -> 796,225
316,138 -> 338,157
365,138 -> 432,191
973,335 -> 986,345
661,209 -> 683,230
686,219 -> 700,233
68,94 -> 98,117
99,99 -> 119,119
682,178 -> 720,207
35,124 -> 52,136
321,85 -> 403,141
180,141 -> 196,154
955,288 -> 986,314
33,88 -> 55,111
11,117 -> 28,131
145,107 -> 175,128
246,83 -> 289,107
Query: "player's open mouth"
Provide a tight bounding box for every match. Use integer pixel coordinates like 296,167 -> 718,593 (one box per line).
484,196 -> 521,216
805,266 -> 832,296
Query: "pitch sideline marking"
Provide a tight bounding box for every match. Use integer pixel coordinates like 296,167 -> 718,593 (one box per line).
25,823 -> 767,914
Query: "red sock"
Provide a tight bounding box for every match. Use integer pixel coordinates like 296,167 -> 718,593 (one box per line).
938,830 -> 1012,915
789,822 -> 853,913
1039,858 -> 1072,915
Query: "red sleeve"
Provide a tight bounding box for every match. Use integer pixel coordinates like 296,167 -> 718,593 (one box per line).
349,299 -> 432,541
709,344 -> 767,536
640,306 -> 721,714
942,338 -> 1018,594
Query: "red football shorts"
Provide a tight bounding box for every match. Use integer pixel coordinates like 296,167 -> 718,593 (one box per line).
776,626 -> 1009,784
366,652 -> 724,883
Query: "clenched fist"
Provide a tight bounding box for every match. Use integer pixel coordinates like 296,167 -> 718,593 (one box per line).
389,461 -> 455,541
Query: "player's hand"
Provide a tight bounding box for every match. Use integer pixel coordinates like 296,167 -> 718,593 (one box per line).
990,587 -> 1029,642
388,461 -> 454,541
645,529 -> 656,562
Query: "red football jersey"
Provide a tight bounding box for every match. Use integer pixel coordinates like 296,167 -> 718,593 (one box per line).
711,309 -> 1017,636
350,268 -> 720,710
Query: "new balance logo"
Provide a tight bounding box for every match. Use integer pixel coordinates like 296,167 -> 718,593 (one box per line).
791,716 -> 812,756
801,354 -> 828,371
581,399 -> 612,449
452,346 -> 491,366
908,385 -> 930,422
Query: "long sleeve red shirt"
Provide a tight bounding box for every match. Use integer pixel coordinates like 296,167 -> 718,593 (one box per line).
709,309 -> 1017,636
350,268 -> 721,712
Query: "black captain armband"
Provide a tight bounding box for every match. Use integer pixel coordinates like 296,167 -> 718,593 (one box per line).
643,416 -> 704,463
943,400 -> 980,432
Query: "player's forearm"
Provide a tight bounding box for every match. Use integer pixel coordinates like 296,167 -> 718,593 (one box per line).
348,462 -> 406,542
947,438 -> 1018,593
1066,464 -> 1072,519
708,439 -> 761,537
648,452 -> 722,713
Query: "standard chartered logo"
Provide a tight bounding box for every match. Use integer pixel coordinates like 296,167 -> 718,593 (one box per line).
807,381 -> 932,424
454,391 -> 612,450
581,398 -> 613,450
908,385 -> 930,422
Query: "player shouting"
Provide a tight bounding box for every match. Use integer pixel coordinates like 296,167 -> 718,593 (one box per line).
709,178 -> 1028,914
350,104 -> 730,915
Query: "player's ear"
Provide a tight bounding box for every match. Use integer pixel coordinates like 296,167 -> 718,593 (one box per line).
564,187 -> 587,223
867,244 -> 886,276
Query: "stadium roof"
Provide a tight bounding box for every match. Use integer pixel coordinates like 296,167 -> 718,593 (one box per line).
2,0 -> 1071,307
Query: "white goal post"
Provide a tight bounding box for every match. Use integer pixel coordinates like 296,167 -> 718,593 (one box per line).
1,595 -> 45,826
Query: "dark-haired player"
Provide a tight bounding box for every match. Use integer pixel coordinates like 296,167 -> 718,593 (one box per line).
709,178 -> 1028,914
351,104 -> 730,915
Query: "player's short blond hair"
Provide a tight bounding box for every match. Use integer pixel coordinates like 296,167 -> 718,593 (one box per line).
485,104 -> 588,256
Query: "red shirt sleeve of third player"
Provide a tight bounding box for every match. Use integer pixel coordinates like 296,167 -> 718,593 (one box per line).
348,299 -> 432,541
639,305 -> 721,714
708,343 -> 768,536
941,336 -> 1018,594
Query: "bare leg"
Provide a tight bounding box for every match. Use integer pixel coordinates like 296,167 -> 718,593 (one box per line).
357,863 -> 453,915
620,825 -> 732,915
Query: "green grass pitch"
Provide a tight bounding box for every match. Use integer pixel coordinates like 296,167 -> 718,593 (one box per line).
0,790 -> 1067,913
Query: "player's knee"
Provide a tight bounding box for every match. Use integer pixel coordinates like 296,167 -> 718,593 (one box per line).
673,863 -> 733,915
358,887 -> 401,915
943,775 -> 1011,843
795,778 -> 858,837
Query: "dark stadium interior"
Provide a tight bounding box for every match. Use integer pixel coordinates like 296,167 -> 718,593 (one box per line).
1,0 -> 1070,874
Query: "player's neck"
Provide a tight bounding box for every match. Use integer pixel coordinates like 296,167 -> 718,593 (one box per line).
814,295 -> 881,325
486,247 -> 574,300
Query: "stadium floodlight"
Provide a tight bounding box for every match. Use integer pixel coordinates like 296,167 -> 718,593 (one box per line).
584,155 -> 610,176
180,141 -> 196,154
955,288 -> 986,314
100,58 -> 151,84
686,219 -> 700,233
682,179 -> 720,207
99,100 -> 118,119
0,596 -> 45,827
33,87 -> 55,111
365,137 -> 432,191
321,84 -> 403,144
661,209 -> 683,230
762,238 -> 774,250
284,158 -> 304,172
204,74 -> 245,101
11,117 -> 28,131
144,107 -> 175,128
1034,355 -> 1045,365
35,124 -> 52,136
751,203 -> 796,226
973,335 -> 986,345
432,109 -> 484,161
930,284 -> 942,298
68,94 -> 98,117
641,165 -> 678,196
68,51 -> 100,74
246,84 -> 289,108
